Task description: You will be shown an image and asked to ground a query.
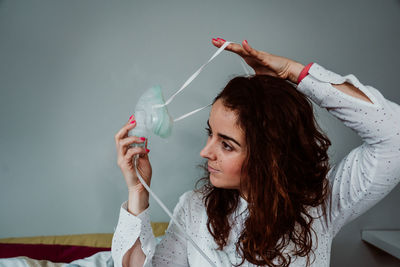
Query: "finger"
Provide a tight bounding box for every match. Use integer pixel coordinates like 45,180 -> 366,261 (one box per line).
143,139 -> 150,158
242,40 -> 260,58
139,151 -> 147,158
224,42 -> 248,56
115,123 -> 137,155
114,117 -> 136,145
242,40 -> 268,61
125,146 -> 147,162
212,38 -> 249,56
120,136 -> 146,149
211,38 -> 222,47
119,136 -> 146,156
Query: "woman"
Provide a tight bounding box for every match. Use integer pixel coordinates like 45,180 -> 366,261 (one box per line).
111,39 -> 400,266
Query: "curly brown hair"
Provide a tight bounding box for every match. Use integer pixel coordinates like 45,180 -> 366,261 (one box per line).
195,75 -> 332,266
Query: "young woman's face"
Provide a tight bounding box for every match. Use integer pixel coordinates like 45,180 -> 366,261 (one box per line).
200,99 -> 247,189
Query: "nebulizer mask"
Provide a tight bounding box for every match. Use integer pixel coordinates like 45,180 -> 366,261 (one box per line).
129,41 -> 251,266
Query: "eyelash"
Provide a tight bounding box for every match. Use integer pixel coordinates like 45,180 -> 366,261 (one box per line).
205,127 -> 233,151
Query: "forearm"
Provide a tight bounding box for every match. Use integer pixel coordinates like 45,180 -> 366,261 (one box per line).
122,239 -> 146,267
290,62 -> 373,104
122,191 -> 149,267
128,185 -> 149,216
112,196 -> 154,267
332,82 -> 373,104
288,61 -> 305,84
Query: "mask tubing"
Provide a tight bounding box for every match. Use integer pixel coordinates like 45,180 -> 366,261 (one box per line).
134,155 -> 217,267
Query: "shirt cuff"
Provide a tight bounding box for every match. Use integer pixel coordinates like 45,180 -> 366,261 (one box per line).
111,201 -> 153,267
297,62 -> 314,84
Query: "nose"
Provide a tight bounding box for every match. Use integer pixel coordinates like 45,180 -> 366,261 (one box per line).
200,139 -> 216,160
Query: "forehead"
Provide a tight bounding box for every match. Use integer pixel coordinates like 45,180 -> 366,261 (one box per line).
209,99 -> 245,145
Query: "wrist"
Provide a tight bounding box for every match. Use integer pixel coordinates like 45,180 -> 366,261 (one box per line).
128,189 -> 149,216
288,61 -> 305,84
296,62 -> 314,84
128,182 -> 148,194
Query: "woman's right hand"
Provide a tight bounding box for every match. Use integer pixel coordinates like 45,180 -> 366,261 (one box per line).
114,114 -> 152,194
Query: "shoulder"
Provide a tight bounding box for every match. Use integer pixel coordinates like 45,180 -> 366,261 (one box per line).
176,190 -> 205,212
179,190 -> 204,205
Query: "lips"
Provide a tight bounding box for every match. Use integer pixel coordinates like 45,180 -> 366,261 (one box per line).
208,165 -> 220,172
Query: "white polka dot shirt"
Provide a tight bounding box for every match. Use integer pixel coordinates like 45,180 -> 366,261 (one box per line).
111,63 -> 400,266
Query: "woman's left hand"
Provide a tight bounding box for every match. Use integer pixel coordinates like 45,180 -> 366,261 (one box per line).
212,38 -> 304,84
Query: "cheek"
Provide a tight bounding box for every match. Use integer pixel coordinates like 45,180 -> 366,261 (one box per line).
222,156 -> 244,177
211,157 -> 244,189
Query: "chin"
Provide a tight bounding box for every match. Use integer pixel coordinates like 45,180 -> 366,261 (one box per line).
210,174 -> 236,189
209,173 -> 222,188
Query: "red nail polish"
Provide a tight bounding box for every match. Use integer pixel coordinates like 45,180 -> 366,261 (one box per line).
212,38 -> 217,42
129,115 -> 133,120
244,40 -> 248,44
130,120 -> 136,124
146,148 -> 150,153
220,38 -> 226,42
140,137 -> 146,141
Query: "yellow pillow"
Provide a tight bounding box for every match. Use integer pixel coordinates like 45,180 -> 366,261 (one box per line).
0,222 -> 169,248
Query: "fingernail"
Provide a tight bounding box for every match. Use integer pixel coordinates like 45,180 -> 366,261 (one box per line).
146,148 -> 150,153
212,38 -> 217,42
244,40 -> 248,44
129,115 -> 133,120
140,137 -> 146,141
130,120 -> 136,124
219,38 -> 226,42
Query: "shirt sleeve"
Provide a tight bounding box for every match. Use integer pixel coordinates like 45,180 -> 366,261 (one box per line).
111,202 -> 156,267
111,192 -> 190,267
297,63 -> 400,238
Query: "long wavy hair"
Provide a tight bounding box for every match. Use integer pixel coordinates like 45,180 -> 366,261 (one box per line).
195,75 -> 332,266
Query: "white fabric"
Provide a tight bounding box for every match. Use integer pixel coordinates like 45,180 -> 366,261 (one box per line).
0,251 -> 113,267
111,63 -> 400,266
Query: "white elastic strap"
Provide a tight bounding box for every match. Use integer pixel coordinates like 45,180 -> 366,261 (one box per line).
239,56 -> 253,76
170,41 -> 253,121
134,155 -> 217,267
153,41 -> 231,109
173,103 -> 212,122
172,53 -> 252,122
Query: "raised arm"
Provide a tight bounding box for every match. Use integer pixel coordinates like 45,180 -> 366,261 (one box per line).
212,38 -> 379,105
296,63 -> 400,237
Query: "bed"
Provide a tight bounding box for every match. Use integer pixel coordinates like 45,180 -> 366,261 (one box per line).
0,222 -> 168,266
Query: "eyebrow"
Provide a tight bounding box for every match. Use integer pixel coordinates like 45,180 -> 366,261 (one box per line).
207,119 -> 241,147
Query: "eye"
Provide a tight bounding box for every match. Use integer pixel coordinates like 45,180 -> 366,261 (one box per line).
222,142 -> 233,151
205,127 -> 233,151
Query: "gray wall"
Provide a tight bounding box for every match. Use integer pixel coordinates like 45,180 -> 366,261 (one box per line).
0,0 -> 399,266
